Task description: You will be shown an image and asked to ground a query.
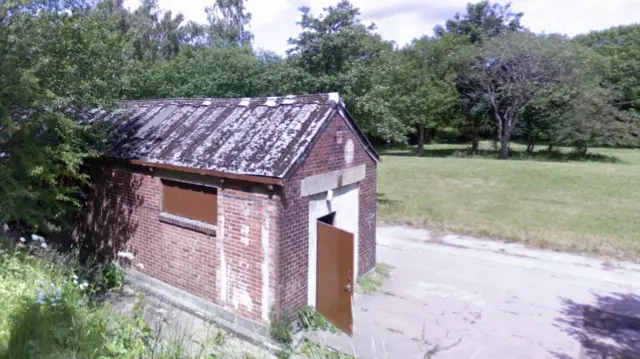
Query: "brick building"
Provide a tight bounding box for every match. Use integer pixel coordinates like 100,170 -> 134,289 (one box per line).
79,93 -> 378,335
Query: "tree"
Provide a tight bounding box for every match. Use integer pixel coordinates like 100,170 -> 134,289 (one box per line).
434,1 -> 524,44
206,0 -> 253,47
577,25 -> 640,112
286,0 -> 403,141
387,34 -> 465,155
551,85 -> 634,154
436,1 -> 525,152
457,32 -> 581,159
126,0 -> 185,63
0,0 -> 127,233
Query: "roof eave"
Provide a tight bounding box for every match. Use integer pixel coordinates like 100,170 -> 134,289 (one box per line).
128,159 -> 284,186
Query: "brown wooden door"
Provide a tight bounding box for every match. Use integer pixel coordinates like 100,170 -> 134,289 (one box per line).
316,221 -> 354,336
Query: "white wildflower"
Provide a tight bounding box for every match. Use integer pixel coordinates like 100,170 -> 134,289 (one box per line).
19,237 -> 26,243
36,290 -> 45,305
31,234 -> 45,242
2,223 -> 8,232
40,242 -> 48,250
79,281 -> 89,290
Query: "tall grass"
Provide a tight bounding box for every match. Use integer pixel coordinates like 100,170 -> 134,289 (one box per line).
0,239 -> 243,359
0,238 -> 354,359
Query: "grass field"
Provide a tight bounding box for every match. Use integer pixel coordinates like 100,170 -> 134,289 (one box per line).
377,142 -> 640,259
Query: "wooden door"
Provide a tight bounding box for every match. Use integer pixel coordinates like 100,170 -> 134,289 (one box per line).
316,221 -> 354,335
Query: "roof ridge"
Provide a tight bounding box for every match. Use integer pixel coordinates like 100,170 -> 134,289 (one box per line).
119,92 -> 341,108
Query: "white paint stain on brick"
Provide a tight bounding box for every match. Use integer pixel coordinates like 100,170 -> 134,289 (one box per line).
261,208 -> 270,322
217,214 -> 228,304
231,287 -> 253,312
344,139 -> 354,165
240,224 -> 250,246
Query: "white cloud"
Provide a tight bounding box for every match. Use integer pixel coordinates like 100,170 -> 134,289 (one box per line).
124,0 -> 640,54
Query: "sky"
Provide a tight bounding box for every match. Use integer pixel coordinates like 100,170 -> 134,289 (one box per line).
123,0 -> 640,54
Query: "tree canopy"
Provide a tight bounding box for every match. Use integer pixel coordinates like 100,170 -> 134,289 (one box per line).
1,0 -> 639,233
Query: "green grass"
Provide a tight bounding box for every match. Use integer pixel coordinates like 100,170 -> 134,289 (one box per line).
357,263 -> 392,294
298,340 -> 355,359
0,239 -> 261,359
377,143 -> 640,259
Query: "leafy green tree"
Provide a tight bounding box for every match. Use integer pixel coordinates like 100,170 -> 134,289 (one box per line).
551,85 -> 634,154
457,32 -> 585,159
206,0 -> 253,47
436,1 -> 525,152
577,25 -> 640,112
286,0 -> 403,141
127,0 -> 185,63
0,0 -> 127,233
130,46 -> 263,99
387,34 -> 466,155
435,0 -> 524,44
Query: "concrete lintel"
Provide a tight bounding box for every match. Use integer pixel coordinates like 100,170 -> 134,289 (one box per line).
300,164 -> 365,197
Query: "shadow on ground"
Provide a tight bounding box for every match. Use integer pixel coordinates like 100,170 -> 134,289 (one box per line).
378,146 -> 623,164
552,293 -> 640,358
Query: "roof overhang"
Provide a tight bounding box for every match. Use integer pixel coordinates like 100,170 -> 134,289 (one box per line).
128,160 -> 284,186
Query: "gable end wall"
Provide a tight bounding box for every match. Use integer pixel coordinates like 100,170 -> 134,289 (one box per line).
279,113 -> 377,312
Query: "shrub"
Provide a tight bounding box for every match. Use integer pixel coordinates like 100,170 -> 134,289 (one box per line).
297,306 -> 338,333
99,262 -> 125,291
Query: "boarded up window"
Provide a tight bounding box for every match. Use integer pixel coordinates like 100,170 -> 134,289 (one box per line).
162,180 -> 217,224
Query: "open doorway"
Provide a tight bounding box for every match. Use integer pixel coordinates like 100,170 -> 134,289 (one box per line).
318,212 -> 335,225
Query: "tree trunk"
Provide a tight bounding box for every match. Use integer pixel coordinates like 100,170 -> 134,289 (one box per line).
498,118 -> 511,160
471,137 -> 479,153
499,137 -> 510,159
471,117 -> 480,154
417,123 -> 425,156
526,132 -> 535,153
548,143 -> 554,152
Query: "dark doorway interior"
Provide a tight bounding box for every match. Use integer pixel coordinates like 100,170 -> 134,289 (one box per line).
318,212 -> 336,225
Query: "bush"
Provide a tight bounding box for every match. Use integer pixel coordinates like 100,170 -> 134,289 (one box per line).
99,262 -> 125,291
297,306 -> 338,333
0,238 -> 265,358
0,243 -> 152,359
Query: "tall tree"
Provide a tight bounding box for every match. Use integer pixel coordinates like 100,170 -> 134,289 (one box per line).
286,0 -> 403,141
577,25 -> 640,112
436,1 -> 525,152
127,0 -> 185,63
0,0 -> 128,232
287,1 -> 381,75
388,34 -> 465,155
457,32 -> 581,159
206,0 -> 253,47
434,1 -> 524,44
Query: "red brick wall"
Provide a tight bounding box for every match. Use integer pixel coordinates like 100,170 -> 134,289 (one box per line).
80,167 -> 281,324
279,113 -> 378,312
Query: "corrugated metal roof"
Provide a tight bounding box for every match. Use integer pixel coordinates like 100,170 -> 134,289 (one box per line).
96,93 -> 343,179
